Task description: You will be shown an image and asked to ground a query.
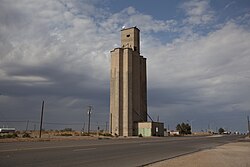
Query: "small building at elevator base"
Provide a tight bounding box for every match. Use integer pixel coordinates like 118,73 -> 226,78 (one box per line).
138,122 -> 164,137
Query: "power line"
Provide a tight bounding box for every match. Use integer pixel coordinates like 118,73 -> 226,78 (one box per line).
0,120 -> 105,126
0,120 -> 27,123
42,122 -> 83,125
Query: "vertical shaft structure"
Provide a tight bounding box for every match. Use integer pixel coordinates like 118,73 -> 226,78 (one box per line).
110,27 -> 147,136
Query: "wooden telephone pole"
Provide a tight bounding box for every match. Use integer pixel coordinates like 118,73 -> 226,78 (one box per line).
39,101 -> 45,138
87,106 -> 92,135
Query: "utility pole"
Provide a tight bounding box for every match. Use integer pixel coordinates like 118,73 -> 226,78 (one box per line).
82,122 -> 85,133
247,115 -> 250,137
105,121 -> 108,133
87,106 -> 92,135
190,120 -> 194,133
110,113 -> 112,134
97,122 -> 100,136
167,124 -> 170,136
25,120 -> 29,132
39,100 -> 45,138
82,108 -> 85,133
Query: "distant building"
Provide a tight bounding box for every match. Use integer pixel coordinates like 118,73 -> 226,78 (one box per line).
0,127 -> 16,133
110,27 -> 147,136
169,131 -> 180,136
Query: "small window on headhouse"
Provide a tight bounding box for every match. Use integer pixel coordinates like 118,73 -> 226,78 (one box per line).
134,46 -> 137,51
126,34 -> 130,37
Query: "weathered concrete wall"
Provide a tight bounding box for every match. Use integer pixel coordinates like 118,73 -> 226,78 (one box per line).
121,27 -> 140,53
122,48 -> 133,136
110,48 -> 123,136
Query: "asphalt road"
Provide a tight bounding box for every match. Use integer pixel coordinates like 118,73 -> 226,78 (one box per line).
0,135 -> 243,167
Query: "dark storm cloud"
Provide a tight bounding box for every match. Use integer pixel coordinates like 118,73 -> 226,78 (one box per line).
148,87 -> 202,107
0,60 -> 109,106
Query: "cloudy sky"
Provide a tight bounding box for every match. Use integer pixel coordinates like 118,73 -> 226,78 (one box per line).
0,0 -> 250,133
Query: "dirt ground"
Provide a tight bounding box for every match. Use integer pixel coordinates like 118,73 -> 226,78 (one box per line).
147,139 -> 250,167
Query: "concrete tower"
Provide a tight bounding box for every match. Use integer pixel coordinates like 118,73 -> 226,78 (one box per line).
110,27 -> 147,136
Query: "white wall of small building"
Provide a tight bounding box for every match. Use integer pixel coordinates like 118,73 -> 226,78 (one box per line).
138,122 -> 164,137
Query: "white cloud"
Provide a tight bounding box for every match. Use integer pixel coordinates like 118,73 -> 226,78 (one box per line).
0,0 -> 111,82
99,7 -> 177,33
0,3 -> 179,87
224,1 -> 236,10
146,21 -> 250,113
180,0 -> 215,25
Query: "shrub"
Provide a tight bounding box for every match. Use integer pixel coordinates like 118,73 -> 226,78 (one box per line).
0,133 -> 18,139
22,133 -> 31,138
218,128 -> 225,134
103,133 -> 113,137
176,123 -> 191,135
81,132 -> 89,136
61,128 -> 73,132
60,133 -> 72,136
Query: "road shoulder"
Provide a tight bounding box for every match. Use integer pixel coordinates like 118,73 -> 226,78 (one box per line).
147,139 -> 250,167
